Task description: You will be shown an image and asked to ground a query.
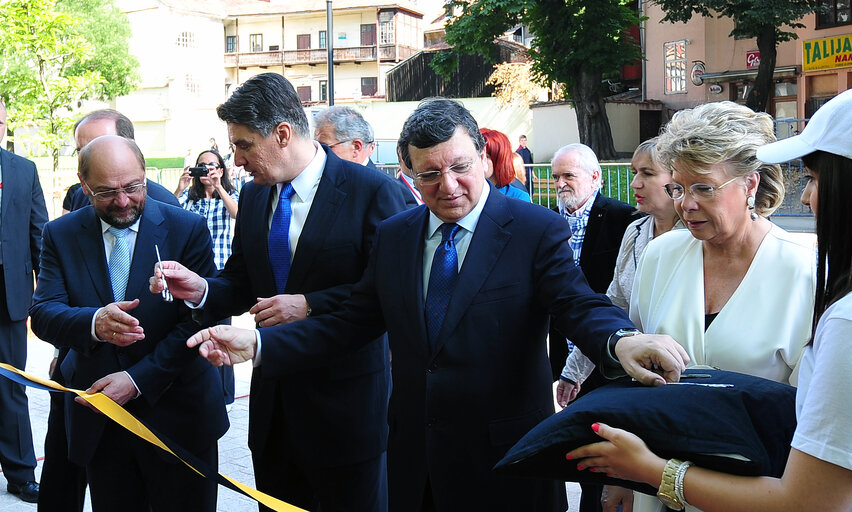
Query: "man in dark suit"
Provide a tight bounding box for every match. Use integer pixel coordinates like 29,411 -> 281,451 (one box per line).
182,98 -> 689,512
0,101 -> 48,504
66,110 -> 180,211
313,105 -> 418,209
40,108 -> 181,512
30,135 -> 228,511
153,73 -> 406,511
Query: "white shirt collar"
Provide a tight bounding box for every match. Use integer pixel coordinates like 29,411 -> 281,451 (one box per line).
100,216 -> 141,235
427,181 -> 490,238
278,140 -> 327,200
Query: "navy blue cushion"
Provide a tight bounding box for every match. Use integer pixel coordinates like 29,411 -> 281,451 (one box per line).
494,369 -> 796,495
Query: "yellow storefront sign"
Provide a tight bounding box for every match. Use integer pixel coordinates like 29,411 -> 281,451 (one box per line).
803,34 -> 852,72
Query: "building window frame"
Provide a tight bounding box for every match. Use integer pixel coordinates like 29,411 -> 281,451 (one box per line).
816,0 -> 852,28
319,80 -> 328,102
297,86 -> 312,103
663,40 -> 687,95
176,31 -> 197,48
361,24 -> 377,46
225,35 -> 236,53
361,76 -> 378,96
250,33 -> 263,52
319,30 -> 327,49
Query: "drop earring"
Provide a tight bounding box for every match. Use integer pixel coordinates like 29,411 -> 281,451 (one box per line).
747,196 -> 757,220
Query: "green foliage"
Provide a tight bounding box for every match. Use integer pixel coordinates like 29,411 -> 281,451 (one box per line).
434,0 -> 643,93
57,0 -> 139,98
0,0 -> 137,168
653,0 -> 822,43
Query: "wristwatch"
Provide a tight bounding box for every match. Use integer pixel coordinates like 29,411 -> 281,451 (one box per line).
607,328 -> 641,359
657,458 -> 686,510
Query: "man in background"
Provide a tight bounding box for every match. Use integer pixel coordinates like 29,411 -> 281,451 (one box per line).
0,100 -> 48,504
314,105 -> 418,208
548,143 -> 637,512
67,110 -> 180,210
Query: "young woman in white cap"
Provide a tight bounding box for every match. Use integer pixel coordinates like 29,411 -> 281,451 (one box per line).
566,88 -> 852,512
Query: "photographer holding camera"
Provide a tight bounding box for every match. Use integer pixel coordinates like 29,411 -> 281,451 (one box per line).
174,150 -> 240,407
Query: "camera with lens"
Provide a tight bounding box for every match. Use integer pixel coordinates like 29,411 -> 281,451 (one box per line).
189,166 -> 209,178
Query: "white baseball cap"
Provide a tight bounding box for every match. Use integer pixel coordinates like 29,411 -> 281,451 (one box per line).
757,88 -> 852,163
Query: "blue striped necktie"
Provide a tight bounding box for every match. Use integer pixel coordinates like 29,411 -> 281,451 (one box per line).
269,184 -> 295,294
108,226 -> 131,301
425,223 -> 460,350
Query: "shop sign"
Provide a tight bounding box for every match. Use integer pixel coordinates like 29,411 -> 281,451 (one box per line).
691,61 -> 705,85
804,34 -> 852,72
708,84 -> 723,94
746,50 -> 760,70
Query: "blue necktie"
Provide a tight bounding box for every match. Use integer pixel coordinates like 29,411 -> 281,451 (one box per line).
108,226 -> 131,302
425,223 -> 460,350
269,184 -> 295,294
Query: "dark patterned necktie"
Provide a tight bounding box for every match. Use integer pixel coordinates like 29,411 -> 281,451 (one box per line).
425,223 -> 461,350
269,184 -> 295,294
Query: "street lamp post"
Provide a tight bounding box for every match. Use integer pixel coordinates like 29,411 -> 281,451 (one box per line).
326,0 -> 334,105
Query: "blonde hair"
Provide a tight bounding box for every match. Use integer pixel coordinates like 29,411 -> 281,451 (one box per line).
656,101 -> 785,217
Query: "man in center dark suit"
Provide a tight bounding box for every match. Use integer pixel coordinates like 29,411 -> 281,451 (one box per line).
154,73 -> 407,511
30,135 -> 228,511
180,98 -> 689,512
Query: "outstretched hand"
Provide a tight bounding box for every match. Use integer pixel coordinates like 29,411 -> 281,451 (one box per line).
187,325 -> 257,366
149,260 -> 206,304
94,299 -> 144,346
566,423 -> 666,486
615,334 -> 689,386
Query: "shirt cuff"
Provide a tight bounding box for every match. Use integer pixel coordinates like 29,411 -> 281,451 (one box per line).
92,307 -> 104,341
253,329 -> 262,367
123,371 -> 141,399
185,280 -> 209,309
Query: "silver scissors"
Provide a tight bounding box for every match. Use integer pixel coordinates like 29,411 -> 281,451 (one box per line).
154,245 -> 173,302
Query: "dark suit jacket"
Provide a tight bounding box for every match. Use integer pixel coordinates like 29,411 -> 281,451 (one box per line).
202,147 -> 407,467
550,192 -> 639,380
256,190 -> 635,511
0,149 -> 48,320
367,158 -> 418,209
69,179 -> 179,211
30,199 -> 228,466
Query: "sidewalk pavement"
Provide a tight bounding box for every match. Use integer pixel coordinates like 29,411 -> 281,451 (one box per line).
0,313 -> 581,511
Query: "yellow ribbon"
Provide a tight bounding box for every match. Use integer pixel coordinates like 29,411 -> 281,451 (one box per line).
0,363 -> 306,512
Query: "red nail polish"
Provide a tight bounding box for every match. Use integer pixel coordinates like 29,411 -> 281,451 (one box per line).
565,454 -> 573,460
589,468 -> 598,473
577,464 -> 584,471
592,423 -> 600,433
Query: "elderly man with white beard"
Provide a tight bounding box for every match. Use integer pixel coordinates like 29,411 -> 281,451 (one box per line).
548,143 -> 638,512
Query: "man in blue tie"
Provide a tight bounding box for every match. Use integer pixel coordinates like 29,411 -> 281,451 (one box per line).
30,135 -> 228,511
181,98 -> 690,512
152,72 -> 407,512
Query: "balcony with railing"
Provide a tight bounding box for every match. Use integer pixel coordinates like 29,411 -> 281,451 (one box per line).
224,44 -> 418,68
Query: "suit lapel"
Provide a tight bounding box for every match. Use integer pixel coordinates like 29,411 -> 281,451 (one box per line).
286,158 -> 347,292
0,151 -> 13,224
77,210 -> 116,305
125,201 -> 166,302
431,191 -> 512,357
396,209 -> 430,358
580,193 -> 607,266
